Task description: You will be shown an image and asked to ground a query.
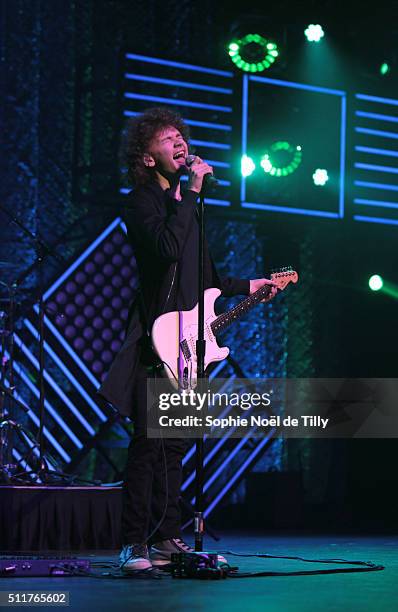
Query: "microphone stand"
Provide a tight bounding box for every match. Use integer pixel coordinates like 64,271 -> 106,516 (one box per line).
194,190 -> 206,552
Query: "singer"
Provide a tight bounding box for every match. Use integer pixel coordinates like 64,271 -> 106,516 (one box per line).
99,107 -> 274,572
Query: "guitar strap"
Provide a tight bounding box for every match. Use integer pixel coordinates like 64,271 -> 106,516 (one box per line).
136,262 -> 178,371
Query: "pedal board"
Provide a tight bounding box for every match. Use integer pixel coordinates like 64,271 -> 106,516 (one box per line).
0,556 -> 90,577
171,552 -> 227,579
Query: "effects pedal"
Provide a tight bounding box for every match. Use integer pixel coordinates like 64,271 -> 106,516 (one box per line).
171,552 -> 228,579
0,555 -> 90,577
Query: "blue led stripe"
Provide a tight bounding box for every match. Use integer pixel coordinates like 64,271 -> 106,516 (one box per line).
20,430 -> 41,459
241,75 -> 249,203
250,75 -> 345,96
339,95 -> 347,218
182,435 -> 233,492
24,319 -> 107,422
124,93 -> 232,113
205,198 -> 231,207
203,428 -> 257,492
123,111 -> 233,130
9,382 -> 67,466
209,361 -> 228,380
355,146 -> 398,158
182,418 -> 239,491
184,119 -> 232,132
124,73 -> 233,95
9,367 -> 71,462
204,432 -> 274,517
190,427 -> 257,504
354,215 -> 398,226
355,180 -> 398,192
242,203 -> 340,218
188,139 -> 231,150
11,355 -> 82,450
354,198 -> 398,209
15,331 -> 96,436
182,443 -> 196,467
355,111 -> 398,123
125,53 -> 233,77
355,127 -> 398,140
37,311 -> 101,390
205,160 -> 231,168
355,93 -> 398,107
43,217 -> 122,301
355,162 -> 398,174
19,429 -> 53,474
12,448 -> 37,479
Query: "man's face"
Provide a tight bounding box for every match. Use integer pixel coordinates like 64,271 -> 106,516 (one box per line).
144,126 -> 189,177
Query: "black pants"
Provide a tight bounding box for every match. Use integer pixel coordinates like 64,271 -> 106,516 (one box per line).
121,360 -> 187,544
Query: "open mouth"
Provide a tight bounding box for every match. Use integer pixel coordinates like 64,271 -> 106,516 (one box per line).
173,150 -> 185,160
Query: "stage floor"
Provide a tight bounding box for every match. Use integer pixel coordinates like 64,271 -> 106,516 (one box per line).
2,533 -> 397,611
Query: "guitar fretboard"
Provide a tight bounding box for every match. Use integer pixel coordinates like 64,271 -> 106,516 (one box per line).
210,284 -> 272,335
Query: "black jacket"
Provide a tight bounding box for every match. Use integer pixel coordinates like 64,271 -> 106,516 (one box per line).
99,181 -> 249,415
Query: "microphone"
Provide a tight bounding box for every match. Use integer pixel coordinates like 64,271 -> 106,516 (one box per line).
185,155 -> 218,189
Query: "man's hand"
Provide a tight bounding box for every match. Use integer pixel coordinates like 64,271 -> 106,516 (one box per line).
186,156 -> 213,193
249,278 -> 277,302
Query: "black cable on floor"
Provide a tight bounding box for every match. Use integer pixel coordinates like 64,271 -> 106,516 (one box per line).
220,551 -> 384,577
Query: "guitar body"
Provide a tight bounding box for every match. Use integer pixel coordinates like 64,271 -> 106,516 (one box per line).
151,288 -> 229,389
151,269 -> 298,390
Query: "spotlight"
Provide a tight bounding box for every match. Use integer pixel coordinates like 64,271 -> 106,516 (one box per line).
312,169 -> 329,186
304,24 -> 325,43
260,155 -> 273,174
369,275 -> 383,291
380,63 -> 390,75
228,34 -> 279,73
261,142 -> 302,177
241,155 -> 256,177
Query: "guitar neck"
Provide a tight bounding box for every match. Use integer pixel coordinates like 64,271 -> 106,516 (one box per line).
210,284 -> 272,335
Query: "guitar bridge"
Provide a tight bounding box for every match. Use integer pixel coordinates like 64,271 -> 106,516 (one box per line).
180,339 -> 191,361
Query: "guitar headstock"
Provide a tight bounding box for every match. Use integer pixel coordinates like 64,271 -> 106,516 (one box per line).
270,266 -> 299,291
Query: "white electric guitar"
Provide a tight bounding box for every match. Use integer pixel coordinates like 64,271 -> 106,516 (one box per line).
151,268 -> 298,390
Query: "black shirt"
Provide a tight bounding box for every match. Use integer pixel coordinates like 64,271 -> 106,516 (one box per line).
99,180 -> 249,414
123,181 -> 249,326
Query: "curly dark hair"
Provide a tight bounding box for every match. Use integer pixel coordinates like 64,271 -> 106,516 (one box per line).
122,107 -> 190,186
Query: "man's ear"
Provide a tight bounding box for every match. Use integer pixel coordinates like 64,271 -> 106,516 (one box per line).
143,153 -> 155,168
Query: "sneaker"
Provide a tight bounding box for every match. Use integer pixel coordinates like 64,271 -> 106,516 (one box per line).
149,538 -> 228,566
119,543 -> 152,572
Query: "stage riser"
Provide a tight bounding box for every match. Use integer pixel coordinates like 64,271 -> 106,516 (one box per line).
1,487 -> 122,551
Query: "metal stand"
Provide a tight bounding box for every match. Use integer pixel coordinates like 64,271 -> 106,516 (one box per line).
194,192 -> 206,552
0,204 -> 79,484
0,279 -> 39,483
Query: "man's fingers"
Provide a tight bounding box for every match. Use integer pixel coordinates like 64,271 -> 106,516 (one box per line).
191,160 -> 211,170
189,163 -> 213,177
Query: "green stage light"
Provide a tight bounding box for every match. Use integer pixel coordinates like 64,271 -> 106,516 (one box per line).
380,63 -> 390,75
369,275 -> 383,291
312,168 -> 329,186
261,142 -> 302,177
228,34 -> 279,73
241,155 -> 256,177
304,24 -> 325,43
